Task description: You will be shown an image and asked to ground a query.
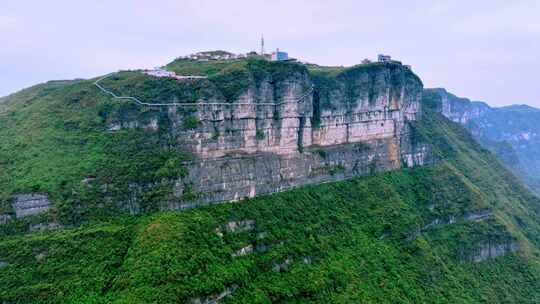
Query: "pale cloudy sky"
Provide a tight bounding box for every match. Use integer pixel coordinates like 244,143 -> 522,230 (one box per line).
1,0 -> 539,107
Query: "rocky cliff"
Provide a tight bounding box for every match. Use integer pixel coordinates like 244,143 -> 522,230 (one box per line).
424,88 -> 540,194
3,99 -> 540,303
0,58 -> 431,231
425,88 -> 490,124
159,61 -> 430,208
4,56 -> 540,303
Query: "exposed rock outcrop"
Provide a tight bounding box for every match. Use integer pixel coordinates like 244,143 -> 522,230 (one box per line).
225,220 -> 255,233
407,210 -> 493,241
157,63 -> 431,208
273,257 -> 293,272
11,194 -> 51,218
470,241 -> 519,263
232,245 -> 254,257
190,285 -> 238,304
425,88 -> 490,124
29,222 -> 62,232
465,210 -> 492,222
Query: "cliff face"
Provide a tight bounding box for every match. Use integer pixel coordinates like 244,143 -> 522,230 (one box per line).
441,92 -> 489,124
4,105 -> 540,303
5,59 -> 540,303
0,59 -> 431,230
176,68 -> 313,158
173,63 -> 423,158
424,88 -> 540,194
163,62 -> 429,207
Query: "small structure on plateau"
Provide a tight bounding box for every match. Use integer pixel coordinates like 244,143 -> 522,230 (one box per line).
378,54 -> 392,62
271,48 -> 289,61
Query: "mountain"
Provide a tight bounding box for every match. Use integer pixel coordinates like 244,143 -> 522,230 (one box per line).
0,57 -> 428,233
425,88 -> 540,194
1,54 -> 540,303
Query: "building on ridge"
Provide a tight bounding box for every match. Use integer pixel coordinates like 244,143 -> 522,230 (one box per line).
271,48 -> 289,61
378,54 -> 392,62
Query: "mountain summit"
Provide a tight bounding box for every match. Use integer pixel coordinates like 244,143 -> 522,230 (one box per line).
1,54 -> 540,303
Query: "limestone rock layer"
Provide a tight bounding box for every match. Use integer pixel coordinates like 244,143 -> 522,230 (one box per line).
164,62 -> 432,207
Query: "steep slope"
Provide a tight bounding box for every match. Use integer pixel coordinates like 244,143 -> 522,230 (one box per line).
0,57 -> 428,234
2,56 -> 540,303
2,104 -> 540,303
424,88 -> 540,194
0,77 -> 192,232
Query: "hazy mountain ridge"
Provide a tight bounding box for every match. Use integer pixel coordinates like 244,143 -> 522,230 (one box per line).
425,88 -> 540,194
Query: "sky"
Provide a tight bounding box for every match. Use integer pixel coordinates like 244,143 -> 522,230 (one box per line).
1,0 -> 539,107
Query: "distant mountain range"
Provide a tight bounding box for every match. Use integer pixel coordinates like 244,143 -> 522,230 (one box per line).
425,88 -> 540,194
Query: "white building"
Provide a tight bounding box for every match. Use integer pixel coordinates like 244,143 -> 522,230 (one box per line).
143,68 -> 176,78
142,68 -> 208,80
378,54 -> 392,62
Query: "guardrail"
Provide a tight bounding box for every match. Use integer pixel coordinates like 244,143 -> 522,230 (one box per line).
94,72 -> 314,107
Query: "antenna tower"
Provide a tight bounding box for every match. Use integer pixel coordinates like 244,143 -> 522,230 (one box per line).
260,34 -> 265,55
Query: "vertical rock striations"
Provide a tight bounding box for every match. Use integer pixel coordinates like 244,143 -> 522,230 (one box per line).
165,62 -> 431,208
0,60 -> 433,223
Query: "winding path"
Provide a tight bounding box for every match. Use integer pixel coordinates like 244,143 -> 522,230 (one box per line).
94,72 -> 314,107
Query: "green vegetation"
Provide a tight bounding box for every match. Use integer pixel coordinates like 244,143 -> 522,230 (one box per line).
167,57 -> 309,102
0,79 -> 191,230
100,71 -> 205,104
314,147 -> 327,159
166,58 -> 249,78
2,56 -> 540,303
256,128 -> 265,140
0,57 -> 315,234
182,115 -> 199,129
308,62 -> 422,112
2,101 -> 540,302
423,88 -> 540,195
